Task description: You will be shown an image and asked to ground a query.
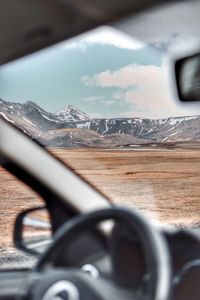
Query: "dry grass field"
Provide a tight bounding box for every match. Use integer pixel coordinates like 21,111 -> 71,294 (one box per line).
51,148 -> 200,227
0,167 -> 43,253
1,148 -> 200,255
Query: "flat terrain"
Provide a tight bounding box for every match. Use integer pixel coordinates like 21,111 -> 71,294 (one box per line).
51,148 -> 200,227
1,148 -> 200,263
0,167 -> 43,253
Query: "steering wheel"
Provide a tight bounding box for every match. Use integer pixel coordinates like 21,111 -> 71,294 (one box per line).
18,207 -> 172,300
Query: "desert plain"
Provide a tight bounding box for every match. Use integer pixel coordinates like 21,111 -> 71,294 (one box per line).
1,147 -> 200,257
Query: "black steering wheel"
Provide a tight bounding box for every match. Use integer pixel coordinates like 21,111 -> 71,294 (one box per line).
18,207 -> 172,300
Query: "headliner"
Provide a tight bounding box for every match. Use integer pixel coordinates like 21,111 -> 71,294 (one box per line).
0,0 -> 180,64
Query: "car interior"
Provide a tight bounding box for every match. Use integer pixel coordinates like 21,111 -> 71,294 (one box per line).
0,1 -> 200,300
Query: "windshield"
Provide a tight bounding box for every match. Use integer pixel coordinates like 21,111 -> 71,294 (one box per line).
0,1 -> 200,267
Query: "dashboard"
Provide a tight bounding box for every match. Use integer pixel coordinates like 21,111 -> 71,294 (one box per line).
61,225 -> 200,300
0,227 -> 200,300
166,229 -> 200,300
80,226 -> 200,300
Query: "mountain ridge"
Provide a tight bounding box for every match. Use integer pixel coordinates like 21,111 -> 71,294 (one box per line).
1,99 -> 200,148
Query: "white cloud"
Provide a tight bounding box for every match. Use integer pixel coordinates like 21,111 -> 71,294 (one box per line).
81,63 -> 198,118
89,64 -> 166,90
113,90 -> 125,100
82,96 -> 104,102
62,26 -> 144,51
81,76 -> 96,87
82,96 -> 117,107
102,99 -> 117,106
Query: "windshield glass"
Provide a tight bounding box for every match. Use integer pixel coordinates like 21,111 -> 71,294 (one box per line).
0,2 -> 200,266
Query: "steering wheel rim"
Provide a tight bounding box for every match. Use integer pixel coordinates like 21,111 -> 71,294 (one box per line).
33,207 -> 171,300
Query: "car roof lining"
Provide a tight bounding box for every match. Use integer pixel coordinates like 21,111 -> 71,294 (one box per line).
0,0 -> 177,65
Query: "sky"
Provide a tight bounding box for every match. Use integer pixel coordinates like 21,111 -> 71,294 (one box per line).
0,25 -> 199,119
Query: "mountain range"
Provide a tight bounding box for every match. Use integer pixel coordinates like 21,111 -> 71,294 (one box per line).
1,99 -> 200,148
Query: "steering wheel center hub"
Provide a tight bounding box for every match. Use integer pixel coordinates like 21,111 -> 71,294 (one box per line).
41,280 -> 79,300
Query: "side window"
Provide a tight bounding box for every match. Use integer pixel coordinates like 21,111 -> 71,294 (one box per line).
0,166 -> 43,269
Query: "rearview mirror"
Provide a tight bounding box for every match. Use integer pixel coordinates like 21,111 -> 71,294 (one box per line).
175,52 -> 200,102
14,207 -> 52,255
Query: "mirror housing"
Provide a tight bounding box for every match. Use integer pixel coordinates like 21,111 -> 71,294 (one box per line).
175,52 -> 200,102
14,207 -> 52,255
170,39 -> 200,104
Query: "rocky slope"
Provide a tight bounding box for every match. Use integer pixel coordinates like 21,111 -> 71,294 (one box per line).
1,99 -> 200,148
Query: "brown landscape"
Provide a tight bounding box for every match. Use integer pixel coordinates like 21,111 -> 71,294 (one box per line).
1,148 -> 200,257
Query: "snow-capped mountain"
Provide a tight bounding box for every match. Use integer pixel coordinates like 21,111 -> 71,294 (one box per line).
54,105 -> 91,122
1,99 -> 200,148
0,99 -> 92,134
72,116 -> 200,143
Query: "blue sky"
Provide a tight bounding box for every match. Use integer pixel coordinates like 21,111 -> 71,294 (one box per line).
0,26 -> 197,118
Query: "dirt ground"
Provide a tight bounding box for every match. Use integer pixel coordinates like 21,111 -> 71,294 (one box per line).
1,148 -> 200,253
